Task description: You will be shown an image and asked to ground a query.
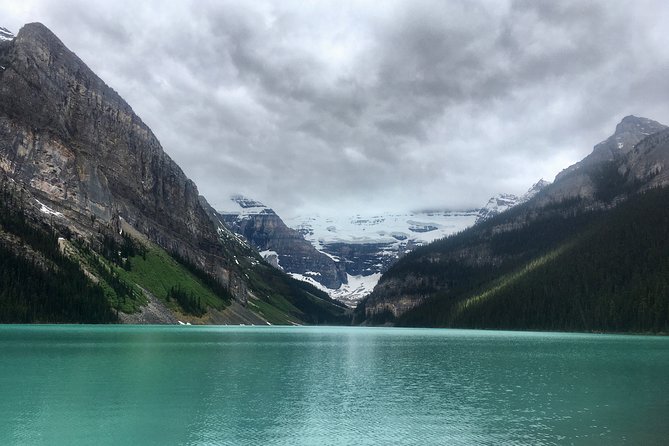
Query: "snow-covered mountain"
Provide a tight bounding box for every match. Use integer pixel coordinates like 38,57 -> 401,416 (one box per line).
0,27 -> 14,42
519,179 -> 551,203
285,209 -> 479,306
214,196 -> 346,290
217,182 -> 545,307
475,179 -> 550,223
475,193 -> 519,223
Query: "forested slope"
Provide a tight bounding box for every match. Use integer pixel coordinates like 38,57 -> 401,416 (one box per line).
386,187 -> 669,332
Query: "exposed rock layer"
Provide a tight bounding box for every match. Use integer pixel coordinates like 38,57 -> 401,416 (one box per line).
0,23 -> 241,289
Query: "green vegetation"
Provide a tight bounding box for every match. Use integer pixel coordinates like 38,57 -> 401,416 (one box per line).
167,285 -> 206,316
245,261 -> 350,325
0,179 -> 233,321
117,242 -> 230,312
172,252 -> 234,302
392,187 -> 669,333
100,232 -> 146,270
0,183 -> 117,323
74,241 -> 145,314
0,178 -> 349,325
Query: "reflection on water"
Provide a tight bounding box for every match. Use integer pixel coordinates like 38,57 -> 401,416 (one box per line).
0,326 -> 668,445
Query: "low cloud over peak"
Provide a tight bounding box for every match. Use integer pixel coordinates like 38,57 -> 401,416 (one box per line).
3,0 -> 669,216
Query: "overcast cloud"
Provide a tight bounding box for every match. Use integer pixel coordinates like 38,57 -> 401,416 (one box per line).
3,0 -> 669,216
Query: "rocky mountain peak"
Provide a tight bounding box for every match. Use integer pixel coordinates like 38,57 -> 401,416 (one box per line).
592,115 -> 666,159
223,195 -> 275,216
519,178 -> 551,203
16,22 -> 55,40
0,21 -> 220,262
0,27 -> 14,41
475,193 -> 518,224
214,194 -> 347,290
615,115 -> 664,135
475,179 -> 551,224
554,115 -> 667,184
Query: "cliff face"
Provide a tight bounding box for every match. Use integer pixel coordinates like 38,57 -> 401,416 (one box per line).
233,212 -> 348,289
0,23 -> 220,262
210,196 -> 347,289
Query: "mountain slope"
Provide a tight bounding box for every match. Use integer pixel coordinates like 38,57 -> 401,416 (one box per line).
357,116 -> 669,332
396,187 -> 669,332
0,23 -> 347,325
212,195 -> 347,289
475,179 -> 550,224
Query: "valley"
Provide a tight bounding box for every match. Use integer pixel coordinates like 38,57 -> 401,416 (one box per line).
1,22 -> 668,333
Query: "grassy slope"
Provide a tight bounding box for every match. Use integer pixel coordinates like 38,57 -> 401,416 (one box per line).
245,262 -> 350,325
119,246 -> 227,311
100,236 -> 347,325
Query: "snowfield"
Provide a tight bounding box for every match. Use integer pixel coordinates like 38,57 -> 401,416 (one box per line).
285,210 -> 479,305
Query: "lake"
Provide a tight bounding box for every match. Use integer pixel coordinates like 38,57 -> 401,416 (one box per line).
0,326 -> 667,445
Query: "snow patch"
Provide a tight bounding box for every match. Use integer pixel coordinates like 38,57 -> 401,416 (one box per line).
259,249 -> 278,257
0,27 -> 14,42
329,273 -> 382,307
290,272 -> 383,307
285,210 -> 478,247
36,199 -> 63,217
216,195 -> 275,220
289,273 -> 329,292
259,249 -> 282,269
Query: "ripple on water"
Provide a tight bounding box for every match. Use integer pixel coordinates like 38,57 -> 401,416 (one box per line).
0,326 -> 668,445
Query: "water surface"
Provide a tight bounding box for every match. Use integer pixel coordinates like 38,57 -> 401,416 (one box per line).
1,326 -> 667,445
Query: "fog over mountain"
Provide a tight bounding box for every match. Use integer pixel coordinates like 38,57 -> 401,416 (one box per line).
3,0 -> 669,216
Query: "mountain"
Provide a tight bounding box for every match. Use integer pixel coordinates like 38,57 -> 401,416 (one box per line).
204,195 -> 347,289
475,179 -> 551,224
216,190 -> 553,308
208,192 -> 482,306
356,116 -> 669,332
537,116 -> 667,206
475,193 -> 519,223
285,209 -> 480,305
0,27 -> 13,42
0,23 -> 347,325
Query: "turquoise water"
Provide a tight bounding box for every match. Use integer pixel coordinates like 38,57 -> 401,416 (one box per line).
0,326 -> 667,445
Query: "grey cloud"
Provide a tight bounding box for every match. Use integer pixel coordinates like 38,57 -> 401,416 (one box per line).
2,0 -> 669,216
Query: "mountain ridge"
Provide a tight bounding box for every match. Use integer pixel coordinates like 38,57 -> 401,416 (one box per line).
357,115 -> 669,332
0,22 -> 347,324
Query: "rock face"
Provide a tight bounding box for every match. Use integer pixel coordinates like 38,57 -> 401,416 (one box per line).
539,116 -> 667,206
569,115 -> 666,172
0,23 -> 228,268
620,128 -> 669,188
215,196 -> 347,289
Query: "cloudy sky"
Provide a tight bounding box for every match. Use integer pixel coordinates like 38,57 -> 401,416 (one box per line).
3,0 -> 669,216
